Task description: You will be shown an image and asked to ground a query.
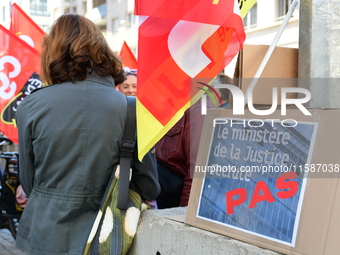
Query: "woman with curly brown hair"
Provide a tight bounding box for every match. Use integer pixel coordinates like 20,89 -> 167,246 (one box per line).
15,14 -> 160,254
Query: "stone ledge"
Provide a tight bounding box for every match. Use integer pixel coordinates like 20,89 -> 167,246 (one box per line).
128,207 -> 282,255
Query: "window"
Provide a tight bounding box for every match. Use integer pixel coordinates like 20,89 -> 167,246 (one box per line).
2,6 -> 5,22
112,18 -> 119,33
82,1 -> 87,14
30,0 -> 50,16
2,3 -> 12,22
131,47 -> 137,57
54,7 -> 59,18
40,24 -> 49,32
243,3 -> 257,30
9,1 -> 12,17
127,12 -> 138,27
277,0 -> 293,20
93,0 -> 106,8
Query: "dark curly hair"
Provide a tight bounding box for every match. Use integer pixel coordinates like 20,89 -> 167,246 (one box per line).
41,14 -> 124,85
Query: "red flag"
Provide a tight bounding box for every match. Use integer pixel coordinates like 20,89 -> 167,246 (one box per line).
0,25 -> 41,143
135,0 -> 245,159
119,41 -> 138,70
10,3 -> 45,54
135,0 -> 234,26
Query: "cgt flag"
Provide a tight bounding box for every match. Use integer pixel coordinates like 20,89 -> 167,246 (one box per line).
135,0 -> 246,159
135,0 -> 257,20
10,3 -> 45,54
119,41 -> 138,70
0,25 -> 41,143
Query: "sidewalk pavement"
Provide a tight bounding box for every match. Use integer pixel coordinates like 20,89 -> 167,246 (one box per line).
0,229 -> 27,255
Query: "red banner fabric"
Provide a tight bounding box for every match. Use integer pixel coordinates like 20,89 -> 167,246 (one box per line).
135,0 -> 235,26
10,3 -> 45,54
0,25 -> 41,143
119,41 -> 138,70
135,0 -> 245,159
137,13 -> 245,125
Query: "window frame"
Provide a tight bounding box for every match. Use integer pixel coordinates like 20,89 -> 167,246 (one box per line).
112,18 -> 119,33
276,0 -> 293,21
243,3 -> 258,30
30,0 -> 50,17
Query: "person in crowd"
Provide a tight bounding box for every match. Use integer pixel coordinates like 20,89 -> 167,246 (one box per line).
115,70 -> 158,209
155,97 -> 214,209
15,14 -> 160,254
116,71 -> 137,96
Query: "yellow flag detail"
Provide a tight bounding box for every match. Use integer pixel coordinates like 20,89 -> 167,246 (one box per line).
239,0 -> 257,18
137,100 -> 189,161
137,90 -> 204,161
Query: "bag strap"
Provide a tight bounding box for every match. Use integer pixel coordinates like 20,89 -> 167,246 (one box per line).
117,96 -> 136,210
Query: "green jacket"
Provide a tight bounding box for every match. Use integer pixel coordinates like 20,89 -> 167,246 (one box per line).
15,71 -> 160,255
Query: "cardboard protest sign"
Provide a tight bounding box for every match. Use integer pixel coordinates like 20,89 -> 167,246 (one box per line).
186,108 -> 340,255
234,45 -> 298,105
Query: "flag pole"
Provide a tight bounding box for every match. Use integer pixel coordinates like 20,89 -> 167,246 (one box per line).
244,0 -> 300,103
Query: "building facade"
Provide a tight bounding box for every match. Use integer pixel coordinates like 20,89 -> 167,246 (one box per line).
47,0 -> 138,54
244,0 -> 299,48
1,0 -> 299,64
1,0 -> 53,32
